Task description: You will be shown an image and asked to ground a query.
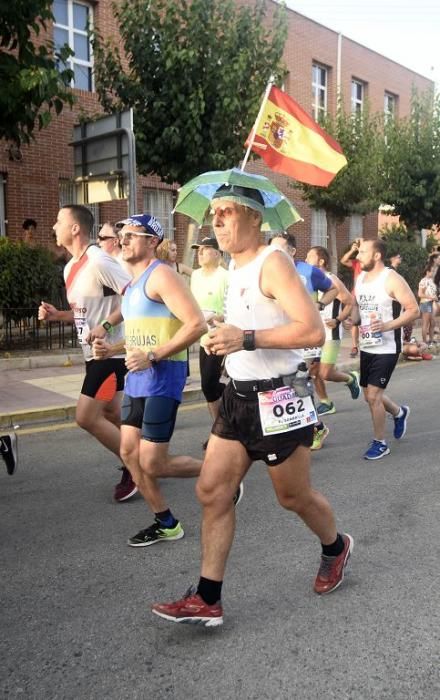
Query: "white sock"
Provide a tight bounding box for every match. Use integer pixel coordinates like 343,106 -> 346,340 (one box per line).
396,407 -> 403,418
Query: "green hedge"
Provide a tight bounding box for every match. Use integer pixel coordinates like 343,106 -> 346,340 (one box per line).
0,238 -> 60,320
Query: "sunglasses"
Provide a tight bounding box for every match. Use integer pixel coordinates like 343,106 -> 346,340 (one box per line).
120,231 -> 155,241
98,235 -> 118,241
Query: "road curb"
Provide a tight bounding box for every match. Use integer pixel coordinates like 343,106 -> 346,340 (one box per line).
0,353 -> 84,371
0,386 -> 206,429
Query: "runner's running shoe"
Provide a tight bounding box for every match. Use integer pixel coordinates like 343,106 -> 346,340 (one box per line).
114,466 -> 138,502
311,425 -> 329,451
152,585 -> 223,627
316,401 -> 336,416
128,519 -> 184,547
393,405 -> 410,440
0,433 -> 17,475
314,533 -> 354,594
347,371 -> 361,399
363,440 -> 390,460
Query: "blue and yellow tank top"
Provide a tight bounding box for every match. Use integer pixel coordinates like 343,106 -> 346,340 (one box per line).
122,260 -> 187,400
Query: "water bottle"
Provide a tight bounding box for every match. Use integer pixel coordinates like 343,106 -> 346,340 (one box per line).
293,361 -> 313,397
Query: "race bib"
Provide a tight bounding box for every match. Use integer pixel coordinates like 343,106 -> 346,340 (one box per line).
75,319 -> 90,346
258,386 -> 318,436
303,346 -> 322,359
359,324 -> 383,348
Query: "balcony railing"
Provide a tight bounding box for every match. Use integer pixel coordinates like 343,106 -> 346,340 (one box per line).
0,308 -> 78,351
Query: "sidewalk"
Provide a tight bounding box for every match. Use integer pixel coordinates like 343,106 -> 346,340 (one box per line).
0,337 -> 388,429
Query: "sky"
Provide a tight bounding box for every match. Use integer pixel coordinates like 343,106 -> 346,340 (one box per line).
285,0 -> 440,88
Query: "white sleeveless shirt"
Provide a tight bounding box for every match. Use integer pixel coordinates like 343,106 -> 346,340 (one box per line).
355,267 -> 402,354
225,247 -> 303,380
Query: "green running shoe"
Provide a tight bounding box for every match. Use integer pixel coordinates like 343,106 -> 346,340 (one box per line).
347,371 -> 361,400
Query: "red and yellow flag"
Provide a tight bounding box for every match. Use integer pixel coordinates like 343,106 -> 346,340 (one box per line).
245,86 -> 347,187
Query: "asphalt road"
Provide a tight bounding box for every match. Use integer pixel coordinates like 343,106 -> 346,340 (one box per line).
1,361 -> 439,700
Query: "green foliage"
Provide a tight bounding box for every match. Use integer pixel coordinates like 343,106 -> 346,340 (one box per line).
0,239 -> 59,319
0,0 -> 75,145
92,0 -> 287,183
382,91 -> 440,231
293,104 -> 385,220
379,223 -> 429,294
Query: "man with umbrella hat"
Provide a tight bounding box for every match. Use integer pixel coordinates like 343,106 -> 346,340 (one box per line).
152,182 -> 353,627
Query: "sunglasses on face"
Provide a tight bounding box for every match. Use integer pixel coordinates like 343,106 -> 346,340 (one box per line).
120,231 -> 154,241
98,235 -> 118,241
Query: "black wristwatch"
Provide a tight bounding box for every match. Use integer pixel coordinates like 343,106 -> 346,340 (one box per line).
147,351 -> 157,365
317,302 -> 325,311
101,319 -> 113,332
242,330 -> 256,351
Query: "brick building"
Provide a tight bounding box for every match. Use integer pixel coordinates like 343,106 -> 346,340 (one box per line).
0,0 -> 433,263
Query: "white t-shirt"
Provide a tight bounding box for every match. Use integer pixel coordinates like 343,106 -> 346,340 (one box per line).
64,244 -> 131,361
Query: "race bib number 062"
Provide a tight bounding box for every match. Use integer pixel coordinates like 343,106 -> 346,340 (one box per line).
258,386 -> 318,436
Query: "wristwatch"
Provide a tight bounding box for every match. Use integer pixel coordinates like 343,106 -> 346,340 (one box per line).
147,350 -> 157,365
100,319 -> 113,332
242,330 -> 256,351
317,302 -> 325,311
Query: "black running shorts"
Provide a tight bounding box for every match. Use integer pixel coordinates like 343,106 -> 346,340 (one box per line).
212,382 -> 313,466
82,358 -> 126,402
121,394 -> 180,443
359,351 -> 399,389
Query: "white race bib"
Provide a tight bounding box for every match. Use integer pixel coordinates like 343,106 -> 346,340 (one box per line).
303,346 -> 322,359
258,386 -> 318,436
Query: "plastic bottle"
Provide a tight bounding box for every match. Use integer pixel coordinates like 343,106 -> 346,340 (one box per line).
293,361 -> 313,397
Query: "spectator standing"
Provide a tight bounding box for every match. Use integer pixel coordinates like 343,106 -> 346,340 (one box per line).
417,265 -> 437,347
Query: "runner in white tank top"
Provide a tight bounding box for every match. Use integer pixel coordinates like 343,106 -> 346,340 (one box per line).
152,183 -> 353,628
352,239 -> 419,461
38,205 -> 136,502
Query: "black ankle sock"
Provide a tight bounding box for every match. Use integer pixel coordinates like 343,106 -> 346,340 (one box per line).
197,577 -> 223,605
322,533 -> 344,557
155,509 -> 177,528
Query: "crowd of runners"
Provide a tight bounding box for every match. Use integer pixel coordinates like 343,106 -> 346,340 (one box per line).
3,182 -> 437,628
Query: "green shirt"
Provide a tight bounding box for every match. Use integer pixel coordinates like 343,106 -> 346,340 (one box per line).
190,266 -> 229,345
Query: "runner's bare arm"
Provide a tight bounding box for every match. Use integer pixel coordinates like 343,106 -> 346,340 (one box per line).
372,272 -> 419,332
38,301 -> 74,323
205,250 -> 325,355
92,337 -> 125,360
144,264 -> 207,361
319,282 -> 338,307
332,275 -> 353,322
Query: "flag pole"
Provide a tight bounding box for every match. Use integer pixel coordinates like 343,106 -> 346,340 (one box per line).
240,75 -> 275,172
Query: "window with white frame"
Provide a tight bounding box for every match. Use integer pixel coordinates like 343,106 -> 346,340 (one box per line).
384,92 -> 397,122
349,214 -> 363,242
351,80 -> 364,114
58,179 -> 100,239
53,0 -> 93,91
143,189 -> 174,238
312,64 -> 328,121
0,175 -> 6,236
311,209 -> 327,247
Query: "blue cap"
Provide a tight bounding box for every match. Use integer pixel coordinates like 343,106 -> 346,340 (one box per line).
116,214 -> 164,240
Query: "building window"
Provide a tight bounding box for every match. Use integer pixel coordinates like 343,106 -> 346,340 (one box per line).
53,0 -> 93,91
0,176 -> 6,237
351,80 -> 364,114
312,64 -> 328,121
143,189 -> 174,238
59,179 -> 100,239
311,209 -> 327,247
349,214 -> 363,242
384,92 -> 397,122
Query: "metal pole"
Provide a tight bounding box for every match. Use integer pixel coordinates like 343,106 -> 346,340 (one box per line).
240,75 -> 275,172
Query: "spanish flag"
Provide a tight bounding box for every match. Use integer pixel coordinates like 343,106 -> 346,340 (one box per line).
246,86 -> 347,187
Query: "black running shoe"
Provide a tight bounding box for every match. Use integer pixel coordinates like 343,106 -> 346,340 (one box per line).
128,520 -> 184,547
0,433 -> 17,475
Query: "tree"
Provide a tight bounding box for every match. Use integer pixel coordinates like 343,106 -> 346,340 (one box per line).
382,91 -> 440,232
292,105 -> 385,271
92,0 -> 287,184
0,0 -> 74,146
379,223 -> 430,295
